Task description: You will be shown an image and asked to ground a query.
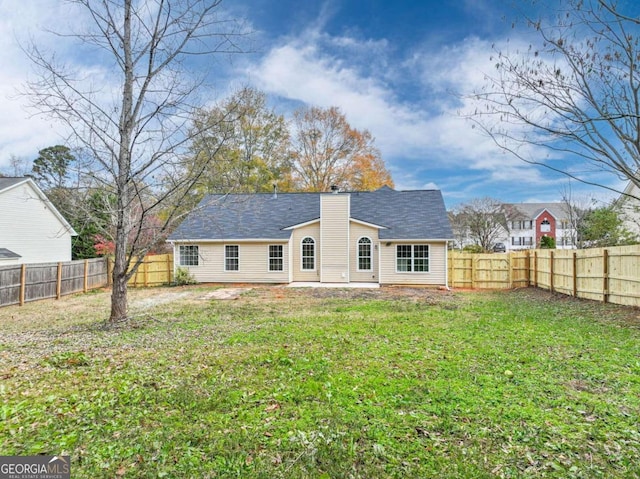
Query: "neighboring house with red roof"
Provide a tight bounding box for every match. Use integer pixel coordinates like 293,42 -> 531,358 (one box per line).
0,177 -> 77,265
168,186 -> 454,286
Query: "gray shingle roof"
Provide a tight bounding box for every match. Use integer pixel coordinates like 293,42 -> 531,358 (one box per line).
0,177 -> 28,193
503,203 -> 571,220
0,248 -> 21,259
169,186 -> 453,241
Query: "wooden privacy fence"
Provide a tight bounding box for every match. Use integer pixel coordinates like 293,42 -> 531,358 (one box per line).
109,253 -> 174,288
449,245 -> 640,307
0,257 -> 108,308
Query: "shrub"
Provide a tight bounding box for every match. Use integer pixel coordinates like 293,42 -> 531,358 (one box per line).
174,266 -> 196,285
463,244 -> 484,253
539,236 -> 556,249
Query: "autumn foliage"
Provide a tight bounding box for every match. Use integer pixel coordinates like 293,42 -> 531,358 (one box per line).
289,106 -> 393,192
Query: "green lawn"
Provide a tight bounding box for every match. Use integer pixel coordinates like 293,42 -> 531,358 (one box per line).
1,286 -> 640,478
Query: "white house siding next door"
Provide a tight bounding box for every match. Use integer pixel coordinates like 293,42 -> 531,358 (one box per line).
320,194 -> 350,283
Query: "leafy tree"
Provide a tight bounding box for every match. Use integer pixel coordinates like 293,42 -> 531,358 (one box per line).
190,87 -> 293,194
579,206 -> 637,247
24,0 -> 245,324
469,0 -> 640,200
289,106 -> 393,192
449,198 -> 509,252
32,145 -> 75,190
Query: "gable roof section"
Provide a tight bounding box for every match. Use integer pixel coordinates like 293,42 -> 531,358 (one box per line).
0,248 -> 21,260
169,187 -> 453,242
503,202 -> 570,221
0,177 -> 78,236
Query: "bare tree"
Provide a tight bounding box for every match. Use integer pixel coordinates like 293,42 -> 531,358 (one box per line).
0,155 -> 32,177
23,0 -> 245,324
468,0 -> 640,200
450,198 -> 509,251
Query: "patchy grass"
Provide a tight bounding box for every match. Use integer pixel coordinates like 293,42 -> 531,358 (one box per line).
1,286 -> 640,478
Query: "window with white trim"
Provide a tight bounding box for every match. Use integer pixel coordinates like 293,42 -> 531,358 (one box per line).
396,245 -> 429,272
358,237 -> 372,271
179,245 -> 199,266
269,245 -> 283,272
540,219 -> 551,233
301,237 -> 315,270
225,245 -> 239,271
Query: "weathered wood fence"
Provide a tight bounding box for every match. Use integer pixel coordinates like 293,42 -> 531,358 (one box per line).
449,245 -> 640,307
0,258 -> 108,308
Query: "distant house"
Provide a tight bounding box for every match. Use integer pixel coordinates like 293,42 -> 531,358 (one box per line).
616,181 -> 640,239
0,177 -> 77,265
502,203 -> 576,250
168,186 -> 454,286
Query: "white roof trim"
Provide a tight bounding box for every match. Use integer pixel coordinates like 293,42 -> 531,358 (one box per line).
282,218 -> 320,230
168,238 -> 290,244
381,238 -> 453,242
533,208 -> 557,220
350,218 -> 388,229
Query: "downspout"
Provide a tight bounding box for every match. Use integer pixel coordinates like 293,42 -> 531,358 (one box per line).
444,240 -> 451,291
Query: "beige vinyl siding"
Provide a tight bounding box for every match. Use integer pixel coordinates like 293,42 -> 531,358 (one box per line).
349,222 -> 379,283
175,241 -> 289,283
0,182 -> 73,265
379,241 -> 447,286
320,194 -> 350,282
291,223 -> 321,282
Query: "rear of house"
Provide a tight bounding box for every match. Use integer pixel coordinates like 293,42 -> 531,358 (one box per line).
168,186 -> 453,287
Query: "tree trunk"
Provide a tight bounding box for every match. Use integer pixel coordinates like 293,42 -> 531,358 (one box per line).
109,267 -> 128,323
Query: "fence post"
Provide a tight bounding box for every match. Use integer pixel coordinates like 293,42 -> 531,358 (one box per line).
19,264 -> 26,306
549,250 -> 554,292
532,251 -> 538,288
144,258 -> 149,287
471,256 -> 476,289
56,262 -> 63,299
507,252 -> 513,289
83,259 -> 89,293
107,257 -> 112,287
166,254 -> 172,284
572,252 -> 577,297
603,248 -> 609,303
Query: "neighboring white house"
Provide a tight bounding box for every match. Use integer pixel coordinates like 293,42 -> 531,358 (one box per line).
616,180 -> 640,238
0,177 -> 77,265
168,186 -> 454,287
501,203 -> 577,250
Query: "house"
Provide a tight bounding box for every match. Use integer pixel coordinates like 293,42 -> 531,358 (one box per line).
0,177 -> 77,265
502,203 -> 576,250
616,180 -> 640,238
168,186 -> 454,286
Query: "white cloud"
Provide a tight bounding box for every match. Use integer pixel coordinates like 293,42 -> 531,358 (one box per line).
247,23 -> 556,190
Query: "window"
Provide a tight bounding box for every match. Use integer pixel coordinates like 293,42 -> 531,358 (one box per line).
269,245 -> 283,272
179,245 -> 199,266
225,245 -> 239,271
540,219 -> 551,233
358,237 -> 372,271
511,237 -> 533,246
301,237 -> 315,270
396,245 -> 429,272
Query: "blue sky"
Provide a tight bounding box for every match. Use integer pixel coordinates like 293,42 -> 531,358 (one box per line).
0,0 -> 628,207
